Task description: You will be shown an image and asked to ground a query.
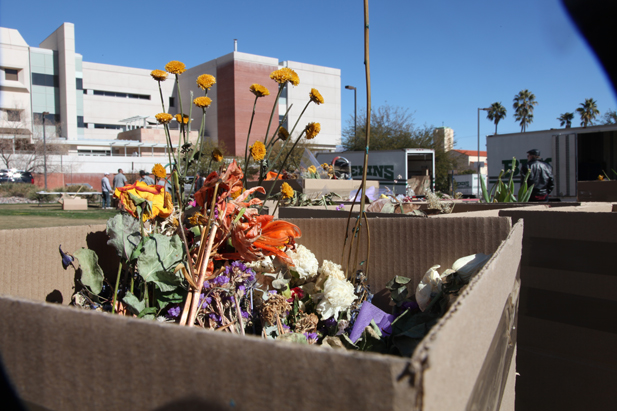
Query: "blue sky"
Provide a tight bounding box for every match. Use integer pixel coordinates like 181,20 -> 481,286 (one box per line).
2,0 -> 615,151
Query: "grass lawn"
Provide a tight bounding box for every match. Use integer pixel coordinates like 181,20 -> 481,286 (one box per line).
0,203 -> 117,230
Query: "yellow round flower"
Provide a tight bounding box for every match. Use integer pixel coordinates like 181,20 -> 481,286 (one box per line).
270,67 -> 300,86
194,96 -> 212,108
278,127 -> 289,141
152,164 -> 167,179
281,182 -> 294,199
197,74 -> 216,90
155,113 -> 173,124
250,141 -> 266,161
598,175 -> 604,181
309,88 -> 324,105
211,148 -> 223,162
305,122 -> 321,140
308,165 -> 317,174
250,83 -> 270,97
175,114 -> 189,124
165,60 -> 186,75
151,69 -> 168,82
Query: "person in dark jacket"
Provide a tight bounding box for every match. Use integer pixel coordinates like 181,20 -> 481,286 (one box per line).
521,149 -> 554,202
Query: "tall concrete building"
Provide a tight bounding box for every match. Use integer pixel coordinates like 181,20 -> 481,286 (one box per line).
0,23 -> 341,180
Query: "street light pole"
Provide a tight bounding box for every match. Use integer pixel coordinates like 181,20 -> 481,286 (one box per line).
477,107 -> 490,199
42,112 -> 49,190
345,85 -> 357,138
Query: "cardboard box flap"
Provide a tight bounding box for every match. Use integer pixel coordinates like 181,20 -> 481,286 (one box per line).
410,219 -> 524,411
0,295 -> 414,411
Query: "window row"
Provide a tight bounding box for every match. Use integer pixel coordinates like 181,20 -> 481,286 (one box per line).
90,90 -> 150,100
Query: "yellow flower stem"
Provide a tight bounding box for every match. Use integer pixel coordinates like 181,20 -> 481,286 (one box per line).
263,84 -> 285,147
111,261 -> 122,315
162,123 -> 176,178
259,130 -> 306,213
243,96 -> 259,187
265,104 -> 293,152
157,81 -> 166,113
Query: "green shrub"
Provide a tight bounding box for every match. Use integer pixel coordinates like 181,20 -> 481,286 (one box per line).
0,183 -> 39,199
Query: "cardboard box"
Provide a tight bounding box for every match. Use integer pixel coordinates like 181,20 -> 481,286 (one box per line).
577,180 -> 617,202
62,198 -> 88,210
498,208 -> 617,410
0,217 -> 523,410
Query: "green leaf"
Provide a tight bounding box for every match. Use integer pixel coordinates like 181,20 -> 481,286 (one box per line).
154,288 -> 186,310
189,226 -> 201,237
136,234 -> 184,292
106,213 -> 142,261
73,248 -> 104,295
123,291 -> 145,316
479,172 -> 491,203
137,307 -> 158,319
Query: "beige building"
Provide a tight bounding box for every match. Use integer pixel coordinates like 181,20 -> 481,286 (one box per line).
450,149 -> 488,175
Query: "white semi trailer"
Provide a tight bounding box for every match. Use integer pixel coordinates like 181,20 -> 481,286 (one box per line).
486,124 -> 617,200
315,148 -> 435,195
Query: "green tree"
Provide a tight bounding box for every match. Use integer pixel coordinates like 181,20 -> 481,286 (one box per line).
576,98 -> 600,127
486,102 -> 507,134
342,104 -> 457,192
557,112 -> 574,128
602,108 -> 617,125
512,89 -> 538,132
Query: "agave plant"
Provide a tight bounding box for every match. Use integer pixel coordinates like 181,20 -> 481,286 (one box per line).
479,157 -> 534,203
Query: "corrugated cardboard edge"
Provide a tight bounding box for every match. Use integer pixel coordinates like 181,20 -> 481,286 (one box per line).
409,220 -> 524,411
0,295 -> 412,411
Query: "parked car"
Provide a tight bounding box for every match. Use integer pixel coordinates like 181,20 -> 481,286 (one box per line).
0,169 -> 34,184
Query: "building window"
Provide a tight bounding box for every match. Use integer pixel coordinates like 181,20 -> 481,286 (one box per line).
33,112 -> 61,124
169,97 -> 175,108
77,116 -> 84,128
76,78 -> 83,90
6,110 -> 21,122
93,123 -> 124,130
32,73 -> 59,87
5,69 -> 19,81
92,89 -> 150,100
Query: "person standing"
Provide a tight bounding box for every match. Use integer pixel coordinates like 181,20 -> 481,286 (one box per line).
194,172 -> 204,192
139,170 -> 155,185
521,149 -> 554,202
101,172 -> 112,209
113,168 -> 127,190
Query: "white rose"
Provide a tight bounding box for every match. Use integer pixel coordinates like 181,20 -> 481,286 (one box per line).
286,245 -> 319,280
315,259 -> 345,290
315,277 -> 357,320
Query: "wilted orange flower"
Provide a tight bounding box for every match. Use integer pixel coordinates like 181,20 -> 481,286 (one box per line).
165,60 -> 186,75
211,148 -> 223,162
150,70 -> 168,81
270,67 -> 300,86
250,84 -> 270,97
196,74 -> 216,90
155,113 -> 173,124
250,141 -> 266,161
277,127 -> 289,141
309,88 -> 324,105
114,181 -> 173,221
175,114 -> 189,124
305,122 -> 321,140
281,182 -> 294,199
152,164 -> 167,179
194,96 -> 212,108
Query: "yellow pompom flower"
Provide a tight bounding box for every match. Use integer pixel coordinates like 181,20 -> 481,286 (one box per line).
598,175 -> 604,181
307,165 -> 317,174
305,122 -> 321,140
281,182 -> 294,199
155,113 -> 173,124
165,60 -> 186,75
152,163 -> 167,179
211,148 -> 223,162
270,67 -> 300,86
309,88 -> 324,105
175,114 -> 189,124
250,84 -> 270,97
277,127 -> 289,141
197,74 -> 216,90
194,96 -> 212,108
250,141 -> 266,161
150,70 -> 168,82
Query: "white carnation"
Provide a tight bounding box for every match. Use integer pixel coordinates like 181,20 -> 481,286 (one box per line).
315,259 -> 345,290
245,255 -> 274,273
315,276 -> 357,320
286,245 -> 319,280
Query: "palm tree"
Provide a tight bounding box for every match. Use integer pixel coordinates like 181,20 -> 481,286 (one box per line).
513,89 -> 538,132
486,102 -> 507,134
557,112 -> 574,128
576,98 -> 600,127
